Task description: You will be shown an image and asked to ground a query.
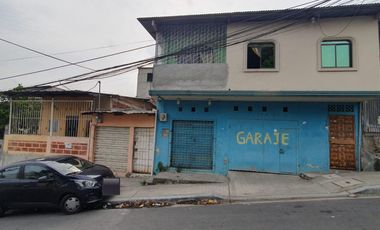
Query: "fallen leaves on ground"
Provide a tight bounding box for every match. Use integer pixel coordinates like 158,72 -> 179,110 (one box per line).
106,198 -> 221,209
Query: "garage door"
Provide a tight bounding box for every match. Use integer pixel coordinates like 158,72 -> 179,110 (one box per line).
228,120 -> 298,174
133,128 -> 154,174
171,120 -> 214,170
95,127 -> 129,175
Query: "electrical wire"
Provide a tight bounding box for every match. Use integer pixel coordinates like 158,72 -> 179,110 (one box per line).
317,0 -> 366,37
0,39 -> 154,62
18,0 -> 367,91
26,0 -> 340,89
0,43 -> 155,81
86,81 -> 99,92
0,37 -> 94,71
0,0 -> 330,84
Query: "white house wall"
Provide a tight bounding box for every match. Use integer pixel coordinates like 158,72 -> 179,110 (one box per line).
227,16 -> 380,91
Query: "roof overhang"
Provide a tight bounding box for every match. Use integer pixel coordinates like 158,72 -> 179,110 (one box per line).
82,110 -> 155,115
138,4 -> 380,38
149,90 -> 380,102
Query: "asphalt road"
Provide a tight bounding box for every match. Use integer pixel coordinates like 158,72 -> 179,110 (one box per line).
1,198 -> 380,230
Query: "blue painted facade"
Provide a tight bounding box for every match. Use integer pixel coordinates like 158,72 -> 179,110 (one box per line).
153,100 -> 360,175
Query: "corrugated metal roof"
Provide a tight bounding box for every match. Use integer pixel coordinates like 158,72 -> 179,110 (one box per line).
82,109 -> 155,115
138,3 -> 380,38
2,86 -> 150,101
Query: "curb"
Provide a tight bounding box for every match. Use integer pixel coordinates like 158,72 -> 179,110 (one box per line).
349,185 -> 380,195
104,192 -> 356,206
105,195 -> 224,205
226,193 -> 351,204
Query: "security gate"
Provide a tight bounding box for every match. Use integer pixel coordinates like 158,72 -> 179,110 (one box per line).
228,120 -> 298,174
95,127 -> 129,175
329,115 -> 356,170
171,120 -> 214,170
133,128 -> 154,174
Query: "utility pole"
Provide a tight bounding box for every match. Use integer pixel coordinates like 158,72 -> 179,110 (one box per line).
98,81 -> 101,111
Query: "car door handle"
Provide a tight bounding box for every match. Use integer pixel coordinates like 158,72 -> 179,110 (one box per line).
279,149 -> 285,154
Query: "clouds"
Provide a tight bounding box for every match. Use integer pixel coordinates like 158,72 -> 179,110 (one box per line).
0,0 -> 307,96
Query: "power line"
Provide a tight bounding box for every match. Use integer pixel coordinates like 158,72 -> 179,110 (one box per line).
0,39 -> 154,62
0,37 -> 94,71
86,81 -> 99,92
0,0 -> 326,83
30,1 -> 332,89
0,43 -> 155,81
26,0 -> 336,89
22,0 -> 361,90
318,0 -> 366,36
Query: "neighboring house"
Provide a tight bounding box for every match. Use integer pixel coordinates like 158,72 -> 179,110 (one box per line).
361,100 -> 380,171
138,4 -> 380,175
137,67 -> 153,99
2,87 -> 155,175
85,105 -> 155,176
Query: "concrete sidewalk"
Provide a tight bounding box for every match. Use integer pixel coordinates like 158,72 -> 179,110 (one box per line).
108,171 -> 380,203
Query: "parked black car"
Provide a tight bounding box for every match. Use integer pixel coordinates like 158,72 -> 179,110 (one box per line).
0,160 -> 103,216
34,155 -> 115,178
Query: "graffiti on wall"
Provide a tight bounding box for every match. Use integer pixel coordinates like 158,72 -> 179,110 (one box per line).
236,131 -> 289,145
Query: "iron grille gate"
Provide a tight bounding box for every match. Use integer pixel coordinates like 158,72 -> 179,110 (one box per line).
170,120 -> 214,170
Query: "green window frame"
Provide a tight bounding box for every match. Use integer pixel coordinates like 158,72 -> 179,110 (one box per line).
321,40 -> 352,68
247,42 -> 275,69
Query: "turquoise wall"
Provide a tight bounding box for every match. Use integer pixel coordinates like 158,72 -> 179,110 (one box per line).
153,100 -> 359,175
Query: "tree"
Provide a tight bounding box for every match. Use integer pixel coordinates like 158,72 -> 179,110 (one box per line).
0,84 -> 23,138
0,92 -> 10,138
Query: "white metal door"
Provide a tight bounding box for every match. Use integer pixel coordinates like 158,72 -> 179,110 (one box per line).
133,128 -> 154,174
95,127 -> 129,175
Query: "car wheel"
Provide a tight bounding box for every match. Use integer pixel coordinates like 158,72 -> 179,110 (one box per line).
60,194 -> 81,215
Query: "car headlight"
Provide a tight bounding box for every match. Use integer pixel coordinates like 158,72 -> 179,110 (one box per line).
74,179 -> 98,188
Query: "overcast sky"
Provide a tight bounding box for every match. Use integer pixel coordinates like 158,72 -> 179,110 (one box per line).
0,0 -> 362,96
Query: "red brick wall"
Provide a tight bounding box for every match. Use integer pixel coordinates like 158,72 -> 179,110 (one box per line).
7,140 -> 47,153
51,141 -> 87,155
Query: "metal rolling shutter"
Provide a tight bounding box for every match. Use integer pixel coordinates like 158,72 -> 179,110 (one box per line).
95,127 -> 129,175
171,120 -> 214,170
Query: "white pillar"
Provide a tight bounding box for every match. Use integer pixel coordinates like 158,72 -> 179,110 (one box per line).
49,99 -> 54,136
8,99 -> 12,134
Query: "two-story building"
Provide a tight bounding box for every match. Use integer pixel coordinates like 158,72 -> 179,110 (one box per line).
139,4 -> 380,175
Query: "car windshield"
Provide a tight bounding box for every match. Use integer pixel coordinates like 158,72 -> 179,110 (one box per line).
57,157 -> 94,170
44,161 -> 82,175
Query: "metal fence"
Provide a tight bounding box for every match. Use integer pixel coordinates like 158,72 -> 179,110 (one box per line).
362,100 -> 380,133
9,100 -> 93,137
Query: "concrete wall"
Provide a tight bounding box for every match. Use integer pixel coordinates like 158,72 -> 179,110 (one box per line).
3,134 -> 90,159
137,67 -> 153,98
151,16 -> 380,92
227,16 -> 380,91
153,100 -> 360,175
153,64 -> 228,90
89,113 -> 155,174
